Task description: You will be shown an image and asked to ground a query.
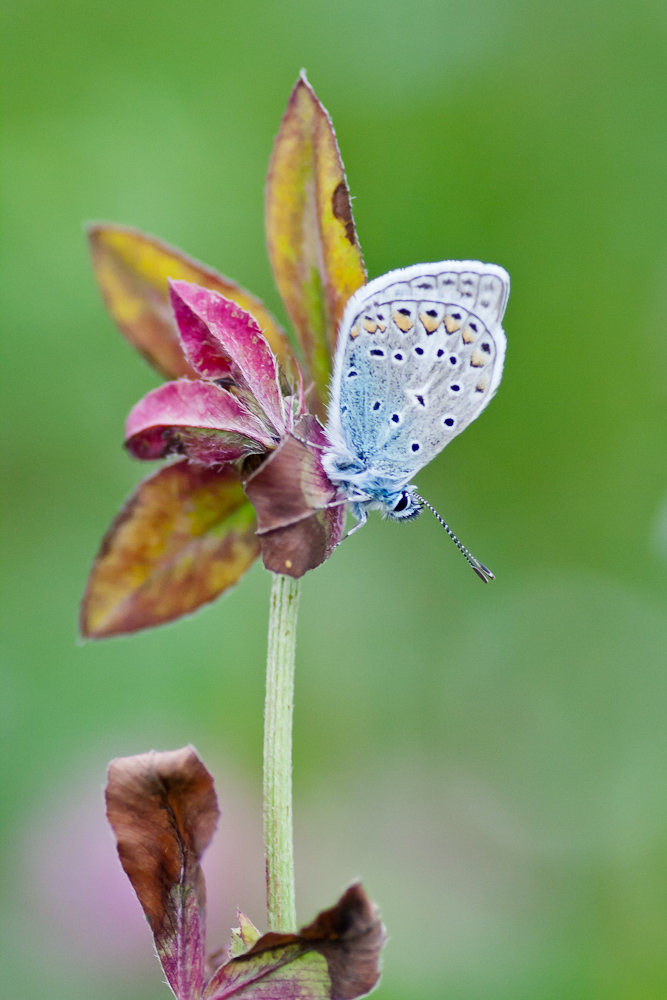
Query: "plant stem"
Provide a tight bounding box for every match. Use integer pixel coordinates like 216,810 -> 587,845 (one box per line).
263,572 -> 301,932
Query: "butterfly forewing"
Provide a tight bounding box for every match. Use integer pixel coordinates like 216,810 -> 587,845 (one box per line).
330,261 -> 508,482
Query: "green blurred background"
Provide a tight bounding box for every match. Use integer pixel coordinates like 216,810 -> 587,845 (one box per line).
4,0 -> 667,997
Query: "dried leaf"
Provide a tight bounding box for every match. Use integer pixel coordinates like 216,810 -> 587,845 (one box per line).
242,416 -> 345,577
106,747 -> 220,1000
81,461 -> 260,638
205,884 -> 385,1000
88,224 -> 292,378
170,281 -> 288,433
125,380 -> 276,464
265,74 -> 366,414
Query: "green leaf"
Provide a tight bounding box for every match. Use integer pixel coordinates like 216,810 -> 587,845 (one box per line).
265,74 -> 366,415
205,885 -> 385,1000
88,224 -> 293,378
81,460 -> 259,637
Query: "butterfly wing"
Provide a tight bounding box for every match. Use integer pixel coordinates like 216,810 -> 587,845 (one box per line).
326,261 -> 509,485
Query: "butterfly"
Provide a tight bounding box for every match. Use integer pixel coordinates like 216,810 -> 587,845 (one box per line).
322,260 -> 509,582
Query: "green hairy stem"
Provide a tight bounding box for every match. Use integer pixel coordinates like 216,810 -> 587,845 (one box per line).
263,572 -> 301,932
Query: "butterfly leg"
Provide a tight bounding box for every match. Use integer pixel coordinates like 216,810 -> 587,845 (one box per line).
345,501 -> 368,537
287,431 -> 328,451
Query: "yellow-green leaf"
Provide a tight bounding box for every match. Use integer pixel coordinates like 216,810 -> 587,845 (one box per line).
81,460 -> 259,638
265,74 -> 366,414
88,224 -> 293,379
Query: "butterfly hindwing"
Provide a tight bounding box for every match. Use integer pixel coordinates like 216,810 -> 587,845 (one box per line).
329,261 -> 509,483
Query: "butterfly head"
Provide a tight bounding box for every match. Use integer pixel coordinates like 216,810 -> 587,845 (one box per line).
383,489 -> 422,522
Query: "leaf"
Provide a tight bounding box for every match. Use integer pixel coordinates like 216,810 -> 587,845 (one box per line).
170,281 -> 289,434
125,380 -> 277,464
228,913 -> 262,959
242,415 -> 346,577
88,224 -> 293,379
204,884 -> 385,1000
81,460 -> 260,638
105,747 -> 220,1000
265,73 -> 366,414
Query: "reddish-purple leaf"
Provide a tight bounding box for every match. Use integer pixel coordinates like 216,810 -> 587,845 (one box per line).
204,884 -> 385,1000
170,282 -> 289,434
88,224 -> 293,379
80,461 -> 260,637
106,747 -> 220,1000
125,380 -> 277,463
242,416 -> 345,577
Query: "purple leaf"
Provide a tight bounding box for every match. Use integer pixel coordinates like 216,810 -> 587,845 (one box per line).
243,415 -> 345,577
125,380 -> 277,463
170,281 -> 288,434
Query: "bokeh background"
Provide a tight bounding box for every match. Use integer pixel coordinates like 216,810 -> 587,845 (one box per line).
4,0 -> 667,997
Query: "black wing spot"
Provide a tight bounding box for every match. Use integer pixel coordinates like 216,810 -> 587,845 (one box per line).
393,352 -> 404,362
449,355 -> 457,366
444,417 -> 455,427
373,401 -> 381,411
450,384 -> 461,392
415,346 -> 424,356
398,308 -> 411,316
481,342 -> 491,353
391,413 -> 400,423
348,370 -> 358,377
370,349 -> 385,357
415,394 -> 425,407
437,349 -> 445,358
411,442 -> 420,452
426,309 -> 438,317
452,312 -> 461,320
469,321 -> 478,332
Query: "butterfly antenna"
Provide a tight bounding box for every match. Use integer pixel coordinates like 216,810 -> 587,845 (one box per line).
412,493 -> 495,583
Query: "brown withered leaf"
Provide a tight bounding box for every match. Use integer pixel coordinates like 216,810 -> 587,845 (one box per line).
81,460 -> 260,638
106,747 -> 220,1000
265,73 -> 366,415
88,224 -> 293,379
242,415 -> 345,578
204,884 -> 385,1000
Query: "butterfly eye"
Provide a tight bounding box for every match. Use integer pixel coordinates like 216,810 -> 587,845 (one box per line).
394,492 -> 410,513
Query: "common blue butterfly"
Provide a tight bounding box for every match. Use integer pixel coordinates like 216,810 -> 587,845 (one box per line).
322,260 -> 509,581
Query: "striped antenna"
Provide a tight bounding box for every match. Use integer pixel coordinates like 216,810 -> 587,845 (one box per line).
412,493 -> 495,583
